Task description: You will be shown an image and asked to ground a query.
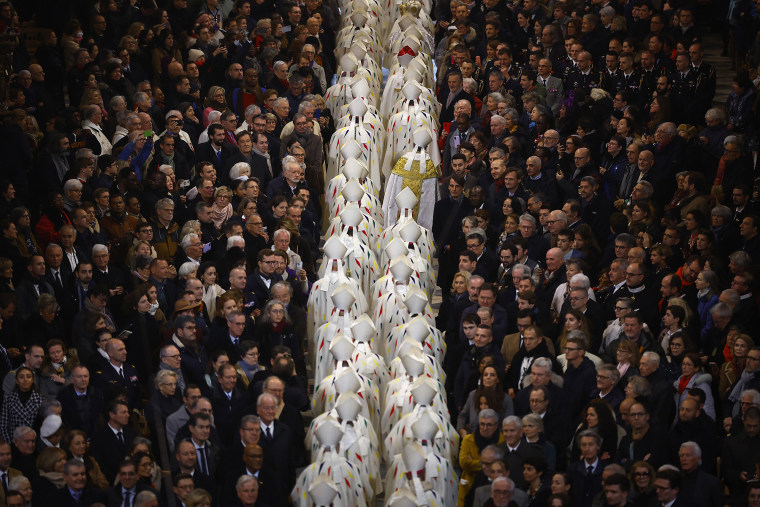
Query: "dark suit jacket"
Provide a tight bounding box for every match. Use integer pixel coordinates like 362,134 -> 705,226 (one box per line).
88,424 -> 137,483
57,384 -> 104,436
440,89 -> 475,125
280,131 -> 323,191
93,362 -> 142,409
104,483 -> 155,507
259,420 -> 296,504
196,141 -> 236,185
15,275 -> 55,320
473,248 -> 499,282
568,458 -> 611,507
210,384 -> 249,447
45,485 -> 105,506
497,440 -> 542,490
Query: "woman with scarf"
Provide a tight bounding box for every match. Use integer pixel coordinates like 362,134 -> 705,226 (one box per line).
145,369 -> 183,429
235,340 -> 263,389
210,186 -> 234,233
523,455 -> 552,507
11,207 -> 40,259
696,269 -> 721,344
458,408 -> 504,506
39,338 -> 79,399
254,299 -> 305,377
202,86 -> 228,127
32,447 -> 68,504
121,284 -> 161,381
0,367 -> 44,443
720,333 -> 755,400
101,60 -> 135,106
673,351 -> 716,420
62,430 -> 109,490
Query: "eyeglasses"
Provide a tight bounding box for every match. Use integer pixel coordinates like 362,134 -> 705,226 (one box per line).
635,471 -> 651,477
614,306 -> 629,311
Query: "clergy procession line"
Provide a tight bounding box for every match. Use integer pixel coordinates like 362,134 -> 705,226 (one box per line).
298,0 -> 460,504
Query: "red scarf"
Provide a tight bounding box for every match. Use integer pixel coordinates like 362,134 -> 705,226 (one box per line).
678,374 -> 693,394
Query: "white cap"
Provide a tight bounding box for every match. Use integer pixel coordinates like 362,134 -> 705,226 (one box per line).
411,411 -> 439,441
330,283 -> 356,309
404,287 -> 428,314
404,25 -> 424,42
401,35 -> 420,53
387,488 -> 418,507
350,9 -> 368,27
40,414 -> 63,438
405,67 -> 422,84
348,96 -> 369,117
401,80 -> 422,100
340,139 -> 363,159
408,57 -> 426,75
330,333 -> 356,362
411,376 -> 437,405
339,53 -> 358,72
350,41 -> 368,61
389,256 -> 414,282
334,367 -> 361,394
384,238 -> 408,261
350,314 -> 376,343
341,178 -> 365,202
397,338 -> 423,359
351,78 -> 371,99
308,474 -> 339,506
315,415 -> 344,447
400,346 -> 425,376
323,235 -> 348,260
412,127 -> 432,147
342,158 -> 368,180
339,202 -> 364,227
402,441 -> 427,473
335,391 -> 363,421
395,187 -> 418,210
406,316 -> 430,342
397,52 -> 415,68
399,220 -> 421,242
398,16 -> 415,31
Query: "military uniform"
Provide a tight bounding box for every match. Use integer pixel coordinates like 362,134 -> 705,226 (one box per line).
670,68 -> 699,124
94,362 -> 141,409
564,67 -> 606,94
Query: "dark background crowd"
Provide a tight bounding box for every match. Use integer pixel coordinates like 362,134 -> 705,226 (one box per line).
0,0 -> 759,505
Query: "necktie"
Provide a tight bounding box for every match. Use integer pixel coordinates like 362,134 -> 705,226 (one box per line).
117,431 -> 125,445
216,150 -> 222,163
199,446 -> 209,474
119,368 -> 125,380
55,271 -> 62,287
266,426 -> 272,440
587,465 -> 594,475
1,471 -> 7,493
123,490 -> 131,507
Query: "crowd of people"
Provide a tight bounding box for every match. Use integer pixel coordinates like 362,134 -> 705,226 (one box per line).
0,0 -> 759,505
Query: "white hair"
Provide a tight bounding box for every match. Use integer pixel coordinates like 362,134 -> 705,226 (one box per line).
92,244 -> 108,256
229,162 -> 251,180
180,233 -> 199,249
273,228 -> 290,240
569,273 -> 591,290
207,110 -> 222,124
680,441 -> 702,459
178,262 -> 197,278
227,236 -> 245,250
158,164 -> 174,175
165,109 -> 182,120
63,179 -> 83,193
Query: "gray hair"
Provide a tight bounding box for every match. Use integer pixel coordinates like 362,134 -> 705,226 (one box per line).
680,441 -> 702,458
178,262 -> 198,278
492,476 -> 515,493
532,357 -> 553,374
240,414 -> 261,426
522,413 -> 544,431
728,251 -> 752,269
635,180 -> 654,197
273,228 -> 291,240
8,475 -> 30,491
273,97 -> 289,109
134,491 -> 158,507
298,101 -> 315,113
256,392 -> 277,408
63,179 -> 83,193
481,444 -> 505,460
742,389 -> 760,404
641,351 -> 660,365
154,369 -> 178,389
604,463 -> 626,474
92,244 -> 108,256
245,104 -> 260,118
109,95 -> 126,110
503,108 -> 520,122
489,146 -> 506,158
165,109 -> 182,120
502,415 -> 522,429
158,164 -> 174,176
490,114 -> 506,126
511,264 -> 529,277
704,107 -> 725,123
273,60 -> 288,71
82,104 -> 101,120
711,205 -> 732,221
230,162 -> 251,180
271,281 -> 293,297
519,213 -> 537,227
13,426 -> 35,442
578,429 -> 602,446
487,92 -> 506,103
155,197 -> 174,210
478,408 -> 498,422
133,91 -> 148,104
227,236 -> 245,250
598,364 -> 620,383
236,474 -> 258,491
207,110 -> 222,124
711,300 -> 733,317
74,148 -> 94,161
569,273 -> 591,290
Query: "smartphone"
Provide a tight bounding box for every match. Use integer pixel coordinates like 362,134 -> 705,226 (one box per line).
296,261 -> 303,271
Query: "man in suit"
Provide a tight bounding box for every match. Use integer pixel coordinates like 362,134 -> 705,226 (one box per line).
0,441 -> 22,507
196,124 -> 235,185
654,469 -> 687,507
221,443 -> 275,505
245,250 -> 283,308
105,458 -> 154,507
57,365 -> 103,436
87,400 -> 136,484
91,244 -> 126,318
569,430 -> 611,507
279,113 -> 323,193
467,230 -> 499,282
497,416 -> 542,490
262,375 -> 306,466
171,440 -> 215,493
44,243 -> 70,300
678,441 -> 724,507
537,58 -> 564,115
15,255 -> 54,320
501,310 -> 534,366
257,392 -> 296,505
440,70 -> 474,126
186,412 -> 221,479
590,364 -> 624,415
45,459 -> 105,505
210,363 -> 248,448
459,283 -> 509,347
722,407 -> 760,505
93,338 -> 141,409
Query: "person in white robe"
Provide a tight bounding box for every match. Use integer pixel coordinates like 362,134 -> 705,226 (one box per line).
384,441 -> 456,507
386,314 -> 445,366
327,98 -> 383,185
313,364 -> 382,434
